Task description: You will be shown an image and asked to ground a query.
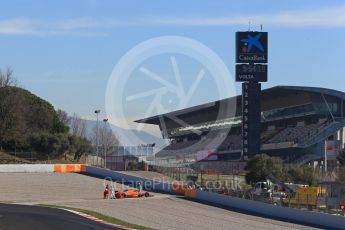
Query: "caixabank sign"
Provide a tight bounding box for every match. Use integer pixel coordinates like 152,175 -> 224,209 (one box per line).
236,32 -> 268,64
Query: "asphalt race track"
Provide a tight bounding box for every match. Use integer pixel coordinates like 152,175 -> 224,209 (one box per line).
0,173 -> 322,230
0,204 -> 122,230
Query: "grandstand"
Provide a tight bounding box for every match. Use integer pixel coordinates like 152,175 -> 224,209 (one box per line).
136,86 -> 345,169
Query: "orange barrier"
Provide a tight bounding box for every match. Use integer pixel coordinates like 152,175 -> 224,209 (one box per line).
172,183 -> 198,198
172,183 -> 188,195
184,189 -> 197,199
54,164 -> 86,173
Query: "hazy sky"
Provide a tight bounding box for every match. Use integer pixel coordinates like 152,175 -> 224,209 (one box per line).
1,0 -> 345,134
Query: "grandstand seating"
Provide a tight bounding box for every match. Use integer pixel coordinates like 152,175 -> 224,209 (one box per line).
267,120 -> 332,144
156,120 -> 337,160
218,135 -> 242,151
157,135 -> 246,161
164,139 -> 198,150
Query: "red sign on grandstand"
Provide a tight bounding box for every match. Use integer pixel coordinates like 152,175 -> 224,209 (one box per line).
196,150 -> 218,161
326,140 -> 341,159
176,153 -> 185,161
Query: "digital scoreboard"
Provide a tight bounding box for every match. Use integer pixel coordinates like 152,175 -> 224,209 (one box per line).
236,64 -> 267,82
235,31 -> 268,160
242,82 -> 261,158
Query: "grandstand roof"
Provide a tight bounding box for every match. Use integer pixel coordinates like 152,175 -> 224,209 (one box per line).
274,86 -> 345,100
135,85 -> 345,125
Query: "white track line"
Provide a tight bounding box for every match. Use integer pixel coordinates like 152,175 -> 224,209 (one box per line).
59,208 -> 135,230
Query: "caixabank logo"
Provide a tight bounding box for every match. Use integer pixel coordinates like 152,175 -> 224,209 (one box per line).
236,32 -> 268,63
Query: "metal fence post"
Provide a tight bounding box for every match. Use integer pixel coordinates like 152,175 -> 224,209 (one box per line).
307,194 -> 310,210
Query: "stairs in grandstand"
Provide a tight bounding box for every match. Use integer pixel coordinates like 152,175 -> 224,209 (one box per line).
263,119 -> 345,149
289,154 -> 323,166
298,119 -> 345,148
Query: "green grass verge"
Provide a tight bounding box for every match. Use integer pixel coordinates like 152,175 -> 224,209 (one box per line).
38,204 -> 156,230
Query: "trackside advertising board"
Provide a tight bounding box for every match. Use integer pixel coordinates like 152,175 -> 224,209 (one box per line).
196,150 -> 218,161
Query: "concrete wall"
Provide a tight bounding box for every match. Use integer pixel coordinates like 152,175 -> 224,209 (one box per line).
196,190 -> 345,229
0,164 -> 54,173
0,164 -> 85,173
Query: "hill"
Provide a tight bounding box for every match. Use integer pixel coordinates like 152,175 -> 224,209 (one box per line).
82,119 -> 167,150
0,86 -> 68,151
0,86 -> 76,158
0,151 -> 33,164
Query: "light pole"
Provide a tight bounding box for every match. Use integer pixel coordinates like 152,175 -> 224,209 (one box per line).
103,118 -> 108,168
94,110 -> 101,167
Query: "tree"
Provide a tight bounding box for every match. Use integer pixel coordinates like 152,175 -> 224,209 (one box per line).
99,123 -> 119,154
337,148 -> 345,167
52,115 -> 70,134
27,133 -> 70,159
57,109 -> 70,126
245,154 -> 285,184
0,68 -> 20,150
89,123 -> 119,155
0,67 -> 17,87
26,132 -> 93,161
70,113 -> 87,138
68,135 -> 92,160
287,165 -> 318,186
0,87 -> 25,150
55,111 -> 91,160
0,85 -> 69,151
245,154 -> 319,186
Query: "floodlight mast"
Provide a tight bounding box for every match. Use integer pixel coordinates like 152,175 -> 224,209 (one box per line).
94,110 -> 101,166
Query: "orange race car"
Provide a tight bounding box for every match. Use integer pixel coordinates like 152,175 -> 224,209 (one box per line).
115,189 -> 151,199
